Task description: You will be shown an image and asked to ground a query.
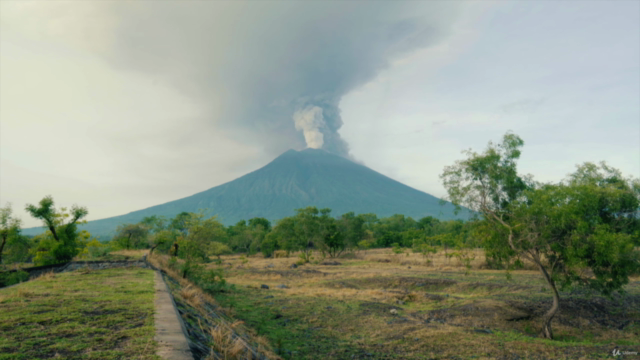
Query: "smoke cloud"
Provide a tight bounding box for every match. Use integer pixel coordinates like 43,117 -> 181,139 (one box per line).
4,2 -> 470,157
294,106 -> 325,149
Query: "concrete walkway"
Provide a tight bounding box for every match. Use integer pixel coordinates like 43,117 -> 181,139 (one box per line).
154,271 -> 194,360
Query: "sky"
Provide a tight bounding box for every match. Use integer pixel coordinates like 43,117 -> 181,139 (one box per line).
1,1 -> 638,228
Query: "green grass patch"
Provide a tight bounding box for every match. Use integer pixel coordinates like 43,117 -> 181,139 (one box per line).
0,268 -> 160,360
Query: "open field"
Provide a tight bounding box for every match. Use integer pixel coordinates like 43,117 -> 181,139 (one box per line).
210,248 -> 640,360
0,268 -> 160,360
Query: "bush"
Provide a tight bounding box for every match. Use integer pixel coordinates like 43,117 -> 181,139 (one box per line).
87,240 -> 111,259
0,270 -> 29,287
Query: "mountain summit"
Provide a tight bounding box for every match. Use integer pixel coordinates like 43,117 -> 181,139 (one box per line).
24,149 -> 469,237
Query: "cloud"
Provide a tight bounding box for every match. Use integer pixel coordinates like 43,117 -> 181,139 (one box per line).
2,1 -> 468,158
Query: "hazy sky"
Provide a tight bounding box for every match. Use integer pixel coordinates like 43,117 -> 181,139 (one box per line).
1,1 -> 638,228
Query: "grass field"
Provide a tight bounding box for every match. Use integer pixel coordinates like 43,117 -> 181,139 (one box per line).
0,267 -> 160,360
210,248 -> 640,360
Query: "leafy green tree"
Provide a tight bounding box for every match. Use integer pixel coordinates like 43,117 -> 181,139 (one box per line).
441,132 -> 640,339
248,217 -> 271,231
25,196 -> 88,264
320,218 -> 345,258
270,217 -> 299,255
294,207 -> 323,260
261,232 -> 280,258
0,204 -> 22,266
149,229 -> 177,255
170,212 -> 192,236
113,223 -> 149,250
140,215 -> 167,234
338,212 -> 365,251
417,216 -> 440,236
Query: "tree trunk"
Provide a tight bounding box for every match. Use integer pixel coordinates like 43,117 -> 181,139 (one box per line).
48,225 -> 60,242
535,261 -> 560,339
171,243 -> 179,257
150,244 -> 158,255
0,236 -> 6,265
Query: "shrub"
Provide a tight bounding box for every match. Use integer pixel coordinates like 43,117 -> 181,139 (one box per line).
87,239 -> 111,259
391,243 -> 404,255
0,270 -> 29,287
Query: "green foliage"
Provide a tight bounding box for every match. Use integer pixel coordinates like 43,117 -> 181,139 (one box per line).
113,223 -> 149,250
260,232 -> 279,258
0,270 -> 29,287
441,132 -> 640,338
391,243 -> 404,254
190,264 -> 228,293
3,234 -> 31,264
86,239 -> 111,259
357,239 -> 373,251
30,233 -> 59,266
210,241 -> 232,259
412,238 -> 437,265
320,218 -> 346,258
149,229 -> 177,254
25,196 -> 88,264
0,203 -> 23,266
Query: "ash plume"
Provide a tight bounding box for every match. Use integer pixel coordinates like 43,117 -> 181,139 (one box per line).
5,2 -> 471,157
293,106 -> 325,149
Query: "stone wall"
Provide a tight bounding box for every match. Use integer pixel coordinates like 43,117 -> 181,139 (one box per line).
59,260 -> 149,273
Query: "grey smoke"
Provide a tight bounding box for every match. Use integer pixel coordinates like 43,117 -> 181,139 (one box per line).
103,2 -> 465,157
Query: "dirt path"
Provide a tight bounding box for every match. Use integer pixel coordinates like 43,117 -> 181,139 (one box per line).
154,271 -> 194,360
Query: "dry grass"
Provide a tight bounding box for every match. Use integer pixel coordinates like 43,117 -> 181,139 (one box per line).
180,285 -> 204,309
148,253 -> 279,360
209,247 -> 640,359
111,249 -> 149,259
34,271 -> 56,281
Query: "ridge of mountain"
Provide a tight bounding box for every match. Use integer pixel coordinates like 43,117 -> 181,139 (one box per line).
23,148 -> 470,237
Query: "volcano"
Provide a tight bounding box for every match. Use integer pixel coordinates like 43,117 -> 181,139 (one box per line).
24,149 -> 470,237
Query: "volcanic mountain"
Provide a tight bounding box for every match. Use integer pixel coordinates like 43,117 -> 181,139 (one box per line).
24,149 -> 470,237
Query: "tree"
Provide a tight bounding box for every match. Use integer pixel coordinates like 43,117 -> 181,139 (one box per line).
210,241 -> 232,260
338,212 -> 365,251
270,217 -> 299,255
320,218 -> 346,258
170,212 -> 192,236
294,207 -> 323,260
248,217 -> 271,232
25,196 -> 88,263
149,229 -> 177,255
114,223 -> 149,250
441,132 -> 640,339
0,204 -> 22,265
140,215 -> 167,234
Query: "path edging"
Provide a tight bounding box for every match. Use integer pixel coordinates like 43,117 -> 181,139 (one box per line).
154,270 -> 195,360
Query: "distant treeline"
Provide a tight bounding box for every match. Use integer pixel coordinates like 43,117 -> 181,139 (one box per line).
104,207 -> 478,260
0,204 -> 480,268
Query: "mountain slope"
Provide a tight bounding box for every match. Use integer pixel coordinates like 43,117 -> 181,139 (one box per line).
23,149 -> 470,237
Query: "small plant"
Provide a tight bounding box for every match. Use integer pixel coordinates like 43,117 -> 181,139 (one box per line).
391,243 -> 404,255
412,239 -> 437,266
298,252 -> 313,263
453,246 -> 476,275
